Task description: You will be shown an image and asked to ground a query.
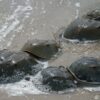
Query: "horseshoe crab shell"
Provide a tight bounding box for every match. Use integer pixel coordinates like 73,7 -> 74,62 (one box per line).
22,39 -> 60,60
41,66 -> 76,91
0,50 -> 42,83
69,57 -> 100,85
60,9 -> 100,41
63,18 -> 100,41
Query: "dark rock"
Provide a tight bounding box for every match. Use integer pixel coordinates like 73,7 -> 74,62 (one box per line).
25,76 -> 30,81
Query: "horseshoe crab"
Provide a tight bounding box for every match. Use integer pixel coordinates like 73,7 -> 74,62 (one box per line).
60,9 -> 100,41
40,66 -> 76,91
22,39 -> 61,61
68,57 -> 100,86
0,49 -> 42,83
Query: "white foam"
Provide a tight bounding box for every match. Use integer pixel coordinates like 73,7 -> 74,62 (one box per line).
75,2 -> 80,19
75,2 -> 80,8
0,19 -> 19,41
0,0 -> 33,42
7,34 -> 16,47
35,60 -> 48,69
84,87 -> 100,92
2,19 -> 20,38
22,5 -> 33,12
62,33 -> 98,44
15,25 -> 23,32
0,78 -> 43,96
0,61 -> 48,96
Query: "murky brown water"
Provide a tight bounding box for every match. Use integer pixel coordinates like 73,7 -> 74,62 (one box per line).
0,0 -> 100,99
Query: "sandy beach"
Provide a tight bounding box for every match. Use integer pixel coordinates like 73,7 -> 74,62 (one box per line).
0,0 -> 100,99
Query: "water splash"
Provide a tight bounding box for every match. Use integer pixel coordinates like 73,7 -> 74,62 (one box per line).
0,62 -> 48,96
84,87 -> 100,92
0,0 -> 33,48
75,2 -> 80,19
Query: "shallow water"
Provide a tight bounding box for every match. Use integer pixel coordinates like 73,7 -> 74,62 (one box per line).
0,0 -> 100,99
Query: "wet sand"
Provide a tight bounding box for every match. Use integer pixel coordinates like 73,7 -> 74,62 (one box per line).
0,90 -> 100,100
0,0 -> 100,99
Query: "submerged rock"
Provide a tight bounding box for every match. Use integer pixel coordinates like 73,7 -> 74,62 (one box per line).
60,9 -> 100,41
69,57 -> 100,85
41,66 -> 76,91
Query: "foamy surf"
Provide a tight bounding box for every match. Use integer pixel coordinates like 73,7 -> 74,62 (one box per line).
0,75 -> 44,96
0,61 -> 75,96
0,0 -> 100,98
84,87 -> 100,92
0,0 -> 33,48
0,62 -> 48,96
61,34 -> 100,44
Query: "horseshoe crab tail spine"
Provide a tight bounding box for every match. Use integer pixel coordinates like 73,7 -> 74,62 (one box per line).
66,67 -> 100,87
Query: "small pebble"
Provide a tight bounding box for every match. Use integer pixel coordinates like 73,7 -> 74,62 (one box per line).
25,77 -> 30,81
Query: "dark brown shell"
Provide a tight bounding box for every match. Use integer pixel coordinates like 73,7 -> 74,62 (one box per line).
63,18 -> 100,41
22,39 -> 60,60
69,57 -> 100,85
41,66 -> 76,91
0,49 -> 42,83
60,9 -> 100,41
